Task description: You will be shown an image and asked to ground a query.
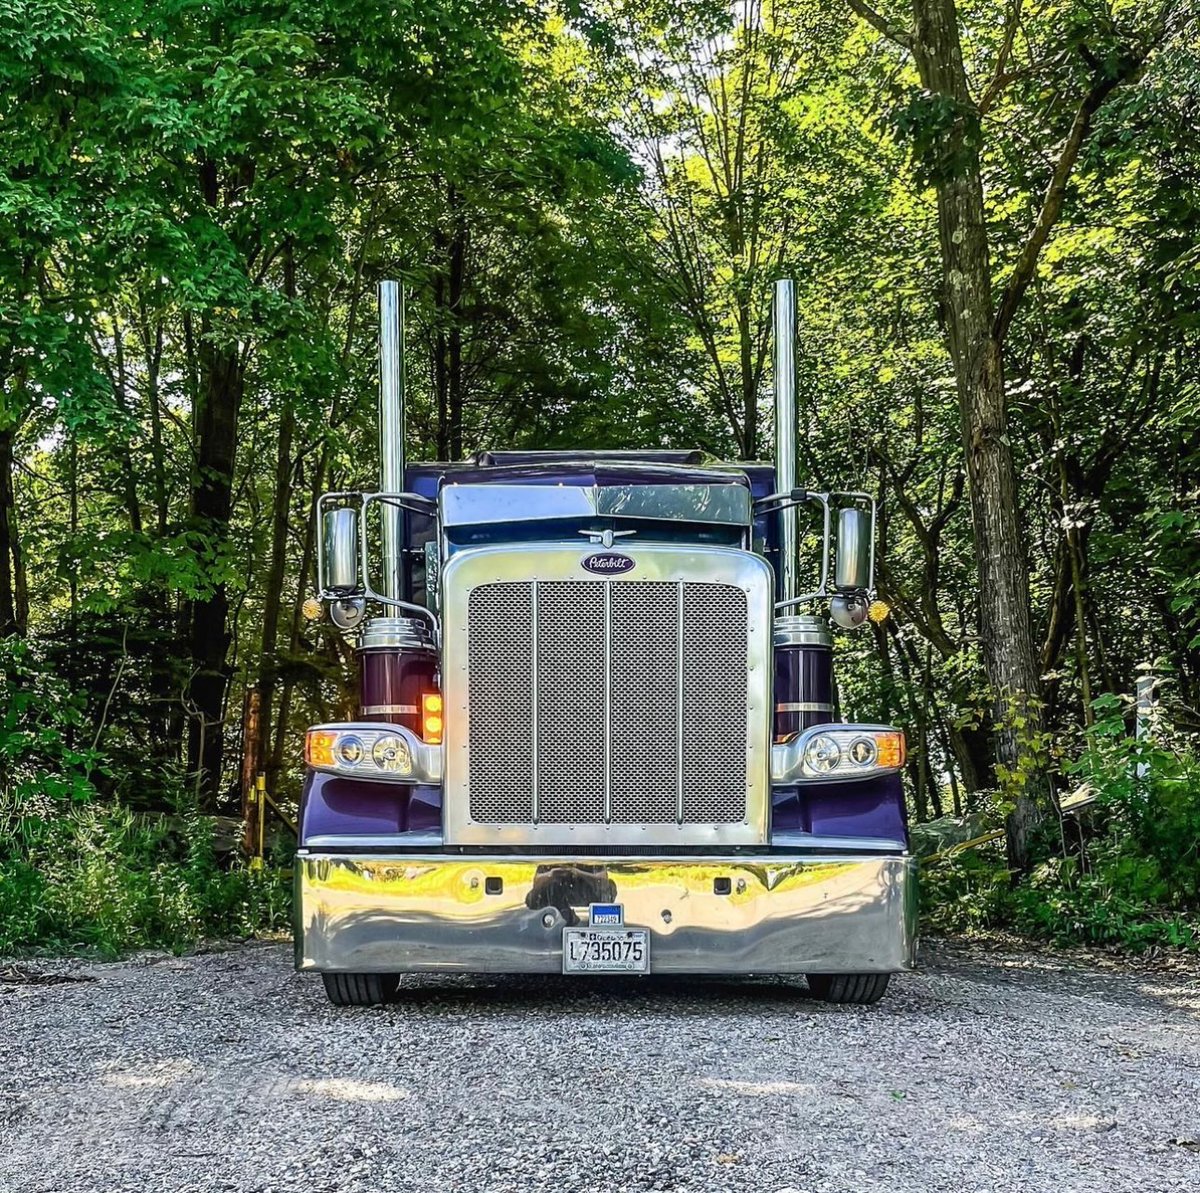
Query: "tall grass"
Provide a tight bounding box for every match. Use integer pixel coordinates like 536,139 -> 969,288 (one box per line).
1,640 -> 290,958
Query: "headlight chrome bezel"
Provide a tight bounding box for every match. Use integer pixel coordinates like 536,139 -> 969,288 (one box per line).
305,722 -> 443,785
772,724 -> 905,784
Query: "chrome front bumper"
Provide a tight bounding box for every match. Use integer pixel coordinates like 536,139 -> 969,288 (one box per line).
295,853 -> 917,975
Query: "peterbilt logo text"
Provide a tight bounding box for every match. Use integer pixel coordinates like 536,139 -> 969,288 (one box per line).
581,552 -> 636,575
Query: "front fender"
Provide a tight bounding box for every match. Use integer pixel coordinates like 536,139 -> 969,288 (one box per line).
299,769 -> 442,846
772,771 -> 907,844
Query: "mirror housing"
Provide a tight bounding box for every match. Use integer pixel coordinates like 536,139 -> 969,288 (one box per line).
834,507 -> 871,592
322,507 -> 360,595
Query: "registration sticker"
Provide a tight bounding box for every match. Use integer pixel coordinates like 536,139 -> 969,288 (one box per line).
589,903 -> 623,926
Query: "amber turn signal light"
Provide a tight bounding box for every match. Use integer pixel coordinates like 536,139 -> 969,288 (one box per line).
422,692 -> 444,744
305,730 -> 338,768
875,731 -> 905,770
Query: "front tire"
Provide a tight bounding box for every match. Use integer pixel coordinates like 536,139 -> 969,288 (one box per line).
321,972 -> 399,1007
806,972 -> 891,1005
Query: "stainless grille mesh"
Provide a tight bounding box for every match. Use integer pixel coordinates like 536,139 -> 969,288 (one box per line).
682,586 -> 749,822
535,582 -> 606,823
466,584 -> 534,822
610,584 -> 680,823
467,579 -> 748,826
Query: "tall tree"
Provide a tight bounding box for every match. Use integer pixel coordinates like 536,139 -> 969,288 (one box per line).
842,0 -> 1173,863
609,0 -> 868,458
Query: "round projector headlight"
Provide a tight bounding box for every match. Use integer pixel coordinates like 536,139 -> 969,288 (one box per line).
849,737 -> 877,766
372,734 -> 411,774
803,734 -> 841,774
336,735 -> 366,766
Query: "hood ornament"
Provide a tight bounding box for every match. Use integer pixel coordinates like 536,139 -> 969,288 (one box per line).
578,528 -> 636,549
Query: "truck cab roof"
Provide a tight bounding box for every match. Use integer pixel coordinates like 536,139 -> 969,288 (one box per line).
402,454 -> 782,576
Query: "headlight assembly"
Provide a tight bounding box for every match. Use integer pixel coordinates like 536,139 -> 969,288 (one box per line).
772,725 -> 906,784
305,723 -> 440,784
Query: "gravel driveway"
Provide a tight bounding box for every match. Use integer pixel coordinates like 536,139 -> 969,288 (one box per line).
1,941 -> 1198,1193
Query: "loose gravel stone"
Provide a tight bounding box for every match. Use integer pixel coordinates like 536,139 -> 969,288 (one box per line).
1,941 -> 1198,1192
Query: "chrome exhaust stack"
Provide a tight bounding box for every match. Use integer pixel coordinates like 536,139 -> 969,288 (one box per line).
771,278 -> 834,734
772,278 -> 799,606
378,280 -> 406,602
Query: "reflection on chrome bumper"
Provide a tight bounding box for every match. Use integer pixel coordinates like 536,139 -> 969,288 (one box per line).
295,853 -> 917,975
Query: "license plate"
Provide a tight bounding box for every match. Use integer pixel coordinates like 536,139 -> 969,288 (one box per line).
562,927 -> 650,973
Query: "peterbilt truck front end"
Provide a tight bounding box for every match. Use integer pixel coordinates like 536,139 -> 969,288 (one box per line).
295,279 -> 916,1007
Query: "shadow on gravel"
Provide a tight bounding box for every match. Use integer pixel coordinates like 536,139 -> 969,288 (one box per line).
0,966 -> 97,987
380,973 -> 860,1013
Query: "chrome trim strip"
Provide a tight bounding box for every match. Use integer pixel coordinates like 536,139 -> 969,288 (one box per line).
775,701 -> 833,714
770,832 -> 908,852
303,833 -> 445,849
360,703 -> 419,716
771,723 -> 903,785
295,852 -> 917,975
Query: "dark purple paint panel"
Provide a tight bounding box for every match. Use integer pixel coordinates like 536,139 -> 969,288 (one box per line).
772,772 -> 907,843
773,643 -> 833,738
299,770 -> 443,843
407,785 -> 444,832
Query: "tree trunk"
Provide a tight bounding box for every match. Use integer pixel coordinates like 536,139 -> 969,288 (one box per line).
112,315 -> 144,534
0,426 -> 21,637
184,326 -> 245,811
447,191 -> 467,461
911,0 -> 1046,867
256,245 -> 298,779
736,293 -> 757,459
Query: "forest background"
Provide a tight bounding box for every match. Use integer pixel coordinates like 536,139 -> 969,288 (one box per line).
4,0 -> 1199,954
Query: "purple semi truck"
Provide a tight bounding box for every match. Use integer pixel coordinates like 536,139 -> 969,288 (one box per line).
295,279 -> 914,1006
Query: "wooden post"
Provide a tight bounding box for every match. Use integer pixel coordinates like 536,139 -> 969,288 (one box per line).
240,685 -> 262,856
256,774 -> 267,867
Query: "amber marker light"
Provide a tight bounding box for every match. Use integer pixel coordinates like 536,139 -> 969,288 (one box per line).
875,731 -> 905,770
422,692 -> 444,745
305,730 -> 337,768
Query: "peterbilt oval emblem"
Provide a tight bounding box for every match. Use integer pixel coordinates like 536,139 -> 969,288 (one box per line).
581,552 -> 636,576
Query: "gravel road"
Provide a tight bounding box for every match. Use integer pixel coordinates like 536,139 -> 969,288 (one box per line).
2,941 -> 1198,1193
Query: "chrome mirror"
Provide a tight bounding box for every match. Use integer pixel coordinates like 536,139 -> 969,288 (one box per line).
322,507 -> 360,594
834,507 -> 871,592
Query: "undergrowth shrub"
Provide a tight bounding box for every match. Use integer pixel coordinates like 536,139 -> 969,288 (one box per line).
0,641 -> 290,957
922,695 -> 1200,952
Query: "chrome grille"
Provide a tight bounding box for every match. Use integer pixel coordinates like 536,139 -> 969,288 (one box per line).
467,579 -> 748,826
610,584 -> 679,823
683,586 -> 749,822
